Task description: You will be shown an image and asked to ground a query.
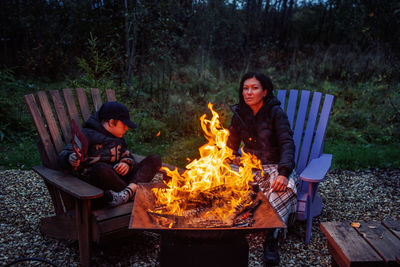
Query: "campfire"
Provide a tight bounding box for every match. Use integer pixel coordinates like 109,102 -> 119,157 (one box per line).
147,103 -> 266,228
129,104 -> 285,267
130,103 -> 285,232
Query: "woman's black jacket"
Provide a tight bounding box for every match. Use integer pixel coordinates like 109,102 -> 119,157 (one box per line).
227,96 -> 295,178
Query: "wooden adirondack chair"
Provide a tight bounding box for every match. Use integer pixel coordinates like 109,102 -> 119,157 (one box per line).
24,88 -> 156,266
275,89 -> 335,244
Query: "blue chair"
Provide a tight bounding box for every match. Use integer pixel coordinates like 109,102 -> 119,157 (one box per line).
276,89 -> 335,244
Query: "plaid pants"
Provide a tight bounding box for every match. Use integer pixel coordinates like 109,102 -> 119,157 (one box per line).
254,164 -> 298,224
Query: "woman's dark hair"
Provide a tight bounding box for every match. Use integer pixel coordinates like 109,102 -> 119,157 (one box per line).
238,72 -> 274,108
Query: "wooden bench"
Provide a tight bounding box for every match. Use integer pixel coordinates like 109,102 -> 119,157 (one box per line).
320,220 -> 400,266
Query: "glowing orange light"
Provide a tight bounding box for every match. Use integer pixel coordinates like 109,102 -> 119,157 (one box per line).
156,131 -> 161,137
151,103 -> 262,224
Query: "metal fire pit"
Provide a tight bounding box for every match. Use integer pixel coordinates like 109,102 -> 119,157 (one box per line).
129,183 -> 286,267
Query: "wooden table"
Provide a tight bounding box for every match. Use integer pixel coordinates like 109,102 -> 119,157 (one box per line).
320,220 -> 400,267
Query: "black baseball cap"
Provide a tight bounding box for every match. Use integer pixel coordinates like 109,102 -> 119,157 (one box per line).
98,102 -> 137,129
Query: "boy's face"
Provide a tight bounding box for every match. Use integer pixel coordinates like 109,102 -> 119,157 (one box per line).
106,119 -> 128,138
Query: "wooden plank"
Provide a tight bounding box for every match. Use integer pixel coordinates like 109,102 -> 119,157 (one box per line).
382,219 -> 400,240
286,90 -> 298,128
75,199 -> 91,267
24,94 -> 58,167
92,202 -> 133,222
105,89 -> 117,102
63,88 -> 81,128
297,92 -> 322,174
276,90 -> 286,110
40,215 -> 77,240
44,180 -> 66,215
32,165 -> 103,199
98,214 -> 131,234
60,190 -> 76,212
50,90 -> 72,143
37,91 -> 64,153
309,94 -> 334,161
321,222 -> 383,267
76,88 -> 91,123
91,88 -> 103,111
356,221 -> 400,264
300,154 -> 332,182
293,90 -> 310,170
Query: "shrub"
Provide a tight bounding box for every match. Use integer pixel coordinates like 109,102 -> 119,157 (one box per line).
0,68 -> 36,142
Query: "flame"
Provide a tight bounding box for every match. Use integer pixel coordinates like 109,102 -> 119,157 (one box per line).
155,131 -> 161,137
151,103 -> 262,224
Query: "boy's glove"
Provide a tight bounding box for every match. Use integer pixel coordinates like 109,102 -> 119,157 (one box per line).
68,152 -> 81,168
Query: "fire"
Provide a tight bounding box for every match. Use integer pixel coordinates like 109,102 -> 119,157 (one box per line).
151,103 -> 262,225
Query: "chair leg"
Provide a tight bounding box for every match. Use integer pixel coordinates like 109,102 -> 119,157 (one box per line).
75,199 -> 91,267
305,182 -> 313,244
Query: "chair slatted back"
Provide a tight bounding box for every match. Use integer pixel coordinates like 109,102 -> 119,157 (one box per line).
50,90 -> 72,143
25,94 -> 59,167
91,88 -> 103,112
276,89 -> 334,174
76,88 -> 91,122
25,88 -> 117,169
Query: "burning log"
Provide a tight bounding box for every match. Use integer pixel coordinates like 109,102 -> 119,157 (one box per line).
234,191 -> 257,214
184,218 -> 231,228
149,187 -> 263,228
232,199 -> 262,227
179,206 -> 208,217
152,184 -> 229,215
147,211 -> 181,228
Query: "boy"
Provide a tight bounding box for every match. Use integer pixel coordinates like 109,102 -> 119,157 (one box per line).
58,101 -> 161,207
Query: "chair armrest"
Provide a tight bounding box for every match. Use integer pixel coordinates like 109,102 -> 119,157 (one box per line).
299,154 -> 332,183
32,165 -> 104,200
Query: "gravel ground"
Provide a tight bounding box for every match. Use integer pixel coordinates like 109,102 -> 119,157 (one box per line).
1,169 -> 399,266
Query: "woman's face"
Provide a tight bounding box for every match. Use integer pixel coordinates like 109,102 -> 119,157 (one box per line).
242,77 -> 267,110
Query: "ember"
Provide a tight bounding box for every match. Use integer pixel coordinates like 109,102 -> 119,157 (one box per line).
149,103 -> 264,228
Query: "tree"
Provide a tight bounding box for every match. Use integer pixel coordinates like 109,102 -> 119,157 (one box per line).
124,0 -> 138,96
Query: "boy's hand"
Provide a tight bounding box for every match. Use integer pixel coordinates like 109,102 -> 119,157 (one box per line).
272,175 -> 288,192
68,152 -> 81,168
114,162 -> 129,176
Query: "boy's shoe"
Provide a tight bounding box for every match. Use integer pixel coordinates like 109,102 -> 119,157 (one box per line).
105,189 -> 130,206
106,183 -> 137,206
264,235 -> 280,266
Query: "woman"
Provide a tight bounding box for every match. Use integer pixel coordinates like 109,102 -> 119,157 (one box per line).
227,72 -> 297,266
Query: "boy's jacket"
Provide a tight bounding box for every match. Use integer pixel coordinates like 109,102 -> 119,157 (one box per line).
57,112 -> 136,175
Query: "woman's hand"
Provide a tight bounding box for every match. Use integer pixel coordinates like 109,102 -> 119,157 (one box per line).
272,175 -> 288,192
114,162 -> 130,176
68,152 -> 80,168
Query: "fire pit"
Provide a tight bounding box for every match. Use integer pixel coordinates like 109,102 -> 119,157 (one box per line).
129,103 -> 286,266
129,183 -> 285,267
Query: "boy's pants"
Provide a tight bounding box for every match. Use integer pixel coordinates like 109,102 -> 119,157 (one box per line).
86,154 -> 162,192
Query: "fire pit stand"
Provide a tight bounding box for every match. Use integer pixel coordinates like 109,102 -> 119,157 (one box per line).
130,183 -> 286,267
159,233 -> 248,267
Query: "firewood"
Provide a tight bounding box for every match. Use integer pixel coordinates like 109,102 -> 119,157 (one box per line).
234,191 -> 257,215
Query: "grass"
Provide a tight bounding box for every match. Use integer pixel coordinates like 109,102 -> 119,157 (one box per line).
1,62 -> 399,172
0,140 -> 40,170
325,140 -> 400,170
1,136 -> 399,171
